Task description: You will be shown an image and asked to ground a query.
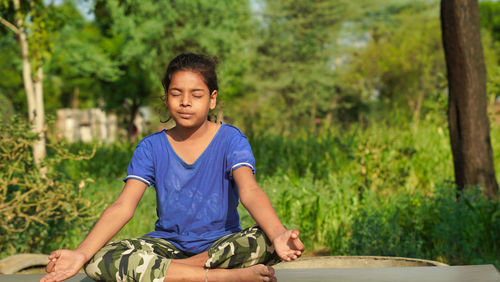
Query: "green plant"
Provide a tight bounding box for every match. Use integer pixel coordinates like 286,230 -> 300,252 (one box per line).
0,116 -> 98,257
349,185 -> 500,266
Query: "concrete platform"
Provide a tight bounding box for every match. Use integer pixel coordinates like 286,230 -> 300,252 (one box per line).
0,265 -> 498,282
275,265 -> 500,282
273,255 -> 448,268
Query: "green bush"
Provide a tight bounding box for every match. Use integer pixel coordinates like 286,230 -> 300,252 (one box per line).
349,186 -> 499,266
239,169 -> 499,267
0,117 -> 97,257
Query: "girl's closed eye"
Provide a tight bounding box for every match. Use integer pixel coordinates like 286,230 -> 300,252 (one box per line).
192,90 -> 204,98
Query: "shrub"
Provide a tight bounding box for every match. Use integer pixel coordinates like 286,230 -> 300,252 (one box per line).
349,185 -> 500,266
0,117 -> 97,257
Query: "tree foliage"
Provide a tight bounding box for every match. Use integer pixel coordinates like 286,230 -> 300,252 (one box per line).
338,2 -> 446,124
232,0 -> 360,135
0,0 -> 500,135
0,0 -> 499,137
479,0 -> 500,42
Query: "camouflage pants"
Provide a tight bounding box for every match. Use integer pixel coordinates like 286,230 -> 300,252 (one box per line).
84,226 -> 281,281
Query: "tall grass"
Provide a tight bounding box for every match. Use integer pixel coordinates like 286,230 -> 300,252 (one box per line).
249,120 -> 454,194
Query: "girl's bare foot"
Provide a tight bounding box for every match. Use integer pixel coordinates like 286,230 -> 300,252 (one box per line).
164,263 -> 276,282
226,264 -> 276,282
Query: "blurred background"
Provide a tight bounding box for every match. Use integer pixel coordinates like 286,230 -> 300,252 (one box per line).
0,0 -> 499,269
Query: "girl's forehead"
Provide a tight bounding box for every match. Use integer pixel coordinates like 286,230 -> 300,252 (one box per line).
170,70 -> 207,88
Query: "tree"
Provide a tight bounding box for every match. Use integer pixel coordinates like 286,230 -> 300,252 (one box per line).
44,1 -> 122,111
338,2 -> 446,125
0,0 -> 50,165
231,0 -> 391,135
441,0 -> 498,200
238,0 -> 356,135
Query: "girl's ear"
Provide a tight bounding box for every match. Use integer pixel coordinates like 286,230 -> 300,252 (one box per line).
209,90 -> 217,110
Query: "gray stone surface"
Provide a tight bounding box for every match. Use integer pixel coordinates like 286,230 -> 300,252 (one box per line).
1,265 -> 498,282
275,265 -> 500,282
0,255 -> 50,274
0,273 -> 90,282
273,256 -> 447,269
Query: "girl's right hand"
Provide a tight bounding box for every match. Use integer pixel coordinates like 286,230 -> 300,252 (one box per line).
272,229 -> 305,262
39,249 -> 88,282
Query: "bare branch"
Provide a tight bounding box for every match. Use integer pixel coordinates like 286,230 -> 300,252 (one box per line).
0,16 -> 20,34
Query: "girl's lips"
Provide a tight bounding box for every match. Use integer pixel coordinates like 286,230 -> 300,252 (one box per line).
178,112 -> 194,118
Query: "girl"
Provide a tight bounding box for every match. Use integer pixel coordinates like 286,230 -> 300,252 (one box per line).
40,53 -> 304,282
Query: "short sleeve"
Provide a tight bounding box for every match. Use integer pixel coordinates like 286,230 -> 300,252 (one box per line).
123,141 -> 156,187
227,132 -> 256,177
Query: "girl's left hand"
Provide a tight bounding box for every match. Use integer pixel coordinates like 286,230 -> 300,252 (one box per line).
272,229 -> 305,262
40,249 -> 87,282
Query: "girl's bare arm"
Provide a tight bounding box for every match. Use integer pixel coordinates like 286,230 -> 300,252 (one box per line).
40,179 -> 147,282
75,179 -> 147,260
233,166 -> 304,261
233,167 -> 285,240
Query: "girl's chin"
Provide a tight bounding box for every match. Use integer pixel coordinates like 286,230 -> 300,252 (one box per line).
172,119 -> 208,129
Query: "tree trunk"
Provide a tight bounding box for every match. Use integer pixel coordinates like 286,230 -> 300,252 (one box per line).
15,2 -> 35,122
33,66 -> 46,164
441,0 -> 498,200
14,0 -> 46,165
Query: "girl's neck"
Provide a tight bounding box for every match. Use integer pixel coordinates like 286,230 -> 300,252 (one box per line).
169,120 -> 212,142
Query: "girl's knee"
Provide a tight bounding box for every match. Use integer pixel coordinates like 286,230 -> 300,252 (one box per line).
83,239 -> 139,280
85,254 -> 170,282
84,257 -> 105,281
84,242 -> 122,280
206,226 -> 281,269
84,238 -> 172,281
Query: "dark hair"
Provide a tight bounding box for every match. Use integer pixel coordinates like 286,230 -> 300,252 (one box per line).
161,53 -> 218,94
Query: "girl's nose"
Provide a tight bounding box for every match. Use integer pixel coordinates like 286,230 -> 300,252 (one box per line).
181,94 -> 191,106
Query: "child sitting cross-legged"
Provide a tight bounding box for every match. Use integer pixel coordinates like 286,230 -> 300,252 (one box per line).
40,53 -> 304,282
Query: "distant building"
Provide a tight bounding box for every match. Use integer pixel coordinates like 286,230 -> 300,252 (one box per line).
56,108 -> 118,143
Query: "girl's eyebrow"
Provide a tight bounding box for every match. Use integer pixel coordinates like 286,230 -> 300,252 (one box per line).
169,87 -> 205,92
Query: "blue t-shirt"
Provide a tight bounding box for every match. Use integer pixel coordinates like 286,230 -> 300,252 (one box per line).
123,124 -> 255,254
